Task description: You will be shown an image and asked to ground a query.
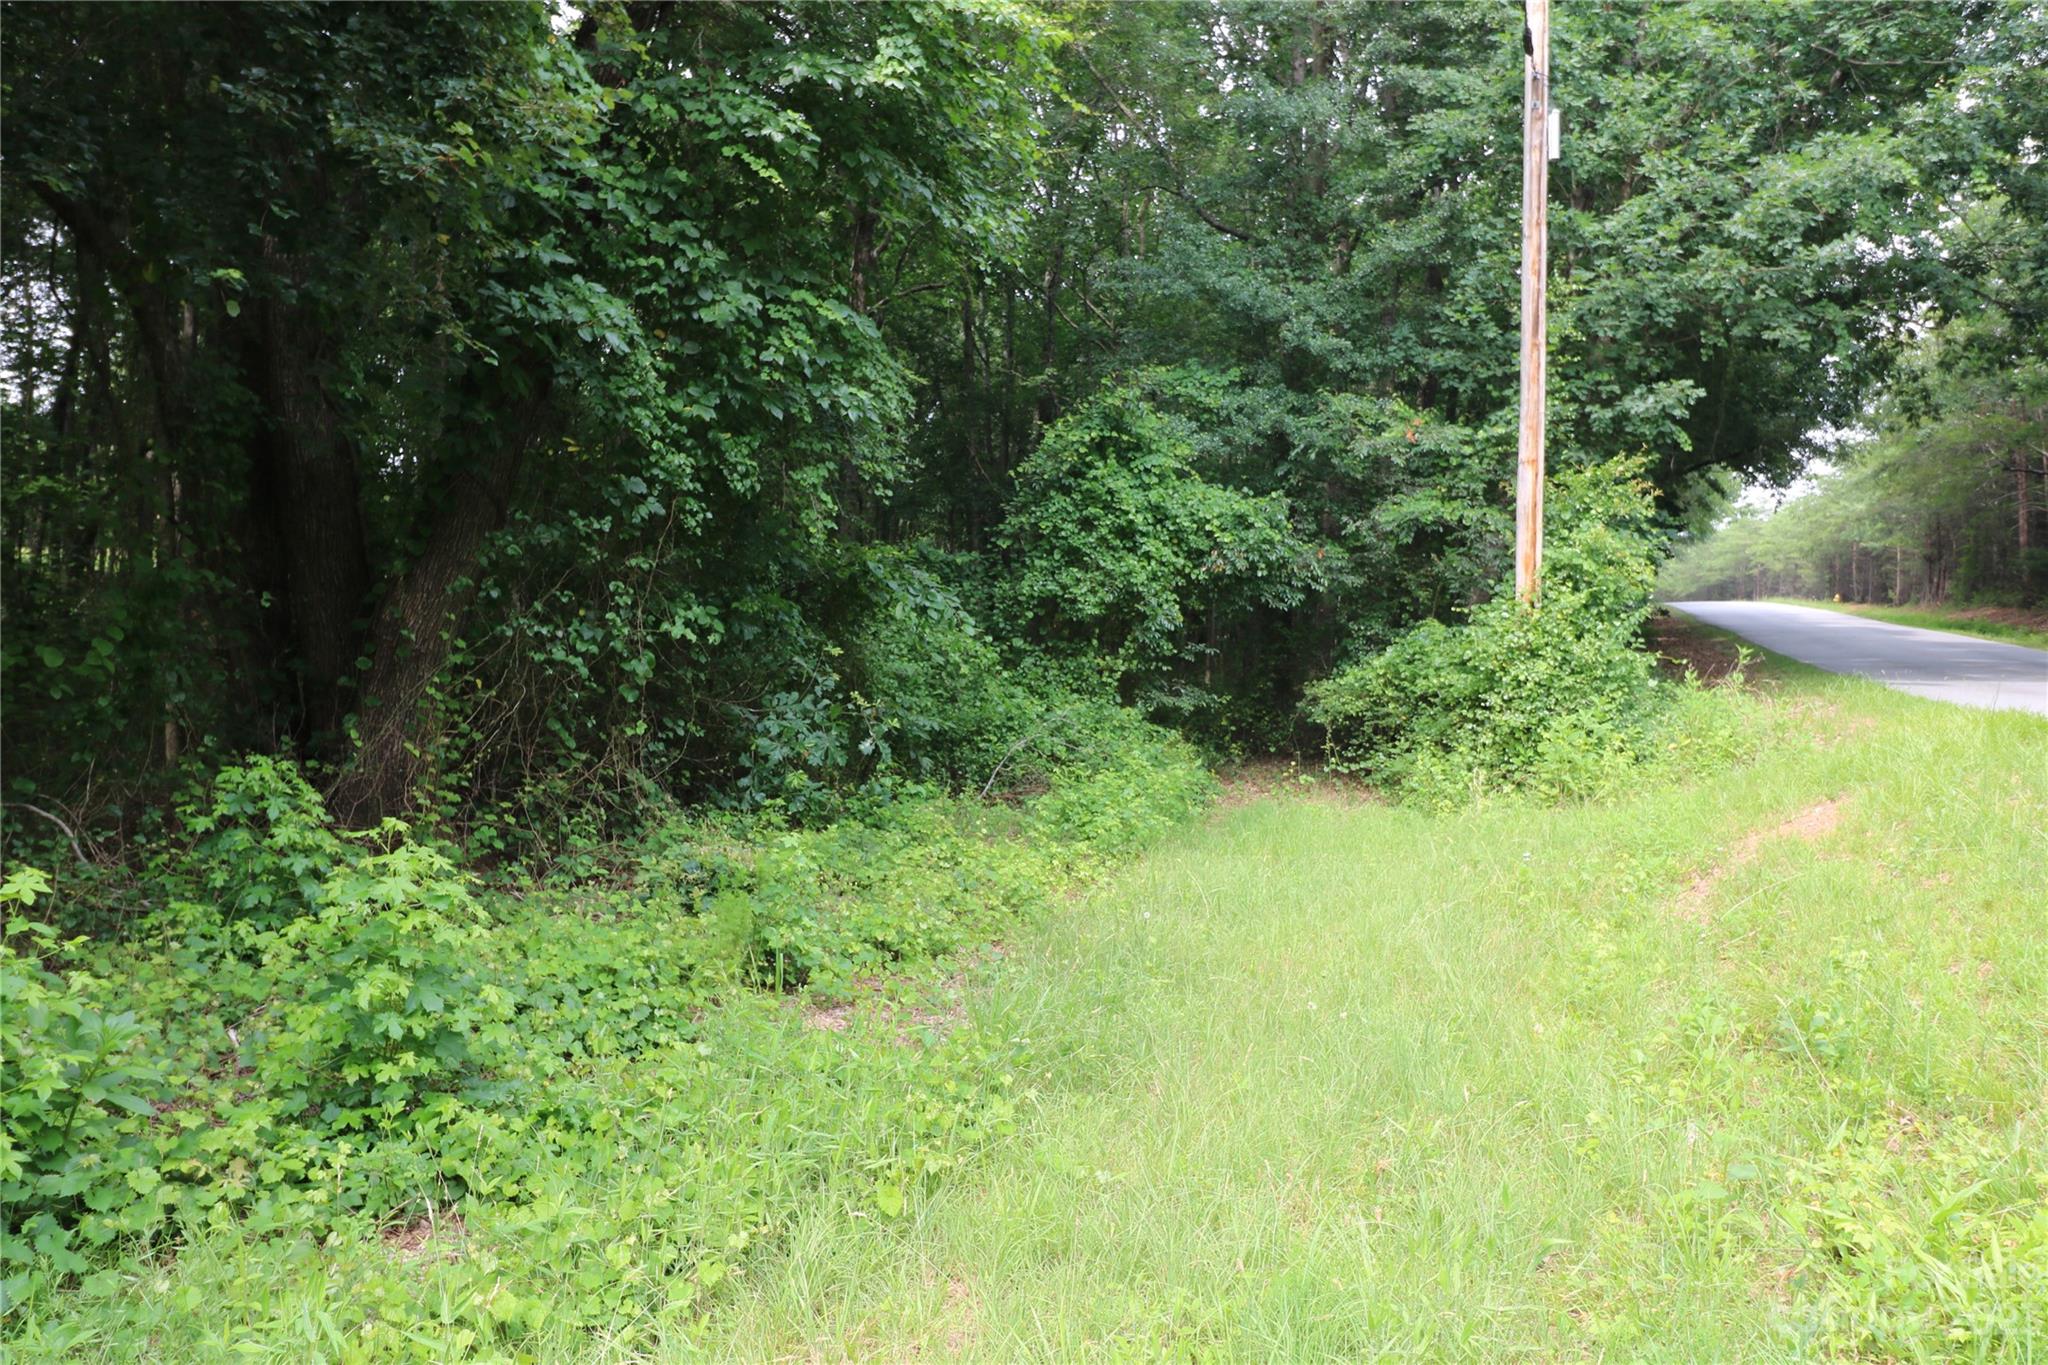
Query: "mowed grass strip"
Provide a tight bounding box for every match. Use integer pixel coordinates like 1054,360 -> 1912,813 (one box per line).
694,663 -> 2048,1361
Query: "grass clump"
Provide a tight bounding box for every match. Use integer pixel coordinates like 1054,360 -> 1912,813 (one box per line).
1784,1112 -> 2047,1358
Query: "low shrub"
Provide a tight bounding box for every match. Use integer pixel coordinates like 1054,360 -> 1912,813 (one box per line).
846,550 -> 1038,787
724,548 -> 1181,819
0,869 -> 168,1280
680,713 -> 1211,991
257,837 -> 512,1130
1028,726 -> 1215,859
1306,456 -> 1745,805
173,756 -> 347,930
1308,589 -> 1662,805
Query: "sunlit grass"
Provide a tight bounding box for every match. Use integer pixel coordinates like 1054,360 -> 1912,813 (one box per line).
11,645 -> 2043,1361
691,657 -> 2048,1360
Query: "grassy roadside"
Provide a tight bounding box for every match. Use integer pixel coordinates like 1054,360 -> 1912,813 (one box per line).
1763,597 -> 2048,650
692,624 -> 2048,1360
12,625 -> 2043,1361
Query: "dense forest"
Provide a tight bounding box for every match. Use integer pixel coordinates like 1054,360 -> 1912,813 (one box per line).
7,0 -> 2043,834
4,2 -> 2047,1354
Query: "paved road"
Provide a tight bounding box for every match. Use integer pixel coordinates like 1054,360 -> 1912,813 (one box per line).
1667,600 -> 2048,715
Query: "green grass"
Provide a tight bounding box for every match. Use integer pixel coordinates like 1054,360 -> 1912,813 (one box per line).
12,658 -> 2046,1360
693,663 -> 2047,1360
1765,597 -> 2048,650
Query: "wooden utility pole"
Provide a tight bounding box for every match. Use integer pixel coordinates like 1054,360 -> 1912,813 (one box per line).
1515,0 -> 1552,604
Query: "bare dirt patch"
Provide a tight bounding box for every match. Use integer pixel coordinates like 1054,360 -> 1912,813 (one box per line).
382,1210 -> 466,1262
1675,798 -> 1843,922
801,974 -> 970,1046
1761,798 -> 1842,846
942,1275 -> 983,1355
1213,758 -> 1381,810
801,996 -> 862,1033
1647,612 -> 1748,684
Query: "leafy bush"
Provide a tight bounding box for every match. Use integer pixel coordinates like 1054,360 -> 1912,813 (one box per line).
174,756 -> 348,930
1,868 -> 168,1281
1027,723 -> 1215,859
846,551 -> 1037,787
1309,592 -> 1660,805
718,544 -> 1222,825
713,801 -> 1041,991
997,378 -> 1320,696
728,657 -> 875,820
1306,457 -> 1718,805
258,838 -> 511,1130
690,712 -> 1211,991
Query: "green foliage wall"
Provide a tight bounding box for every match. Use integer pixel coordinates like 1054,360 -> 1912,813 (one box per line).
0,0 -> 1060,828
996,376 -> 1320,702
3,0 -> 2042,834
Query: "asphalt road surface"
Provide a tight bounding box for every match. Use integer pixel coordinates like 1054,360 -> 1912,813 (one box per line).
1667,600 -> 2048,716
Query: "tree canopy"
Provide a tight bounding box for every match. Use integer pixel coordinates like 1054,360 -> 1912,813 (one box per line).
4,0 -> 2043,832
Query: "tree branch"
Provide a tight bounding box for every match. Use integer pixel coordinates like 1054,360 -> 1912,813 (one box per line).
4,802 -> 89,865
870,281 -> 948,312
1078,46 -> 1260,245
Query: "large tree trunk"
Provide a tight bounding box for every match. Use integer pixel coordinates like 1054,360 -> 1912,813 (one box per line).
837,205 -> 883,538
326,396 -> 553,824
962,271 -> 984,550
1037,240 -> 1063,428
245,278 -> 372,744
2019,452 -> 2035,602
1000,280 -> 1017,483
39,189 -> 363,742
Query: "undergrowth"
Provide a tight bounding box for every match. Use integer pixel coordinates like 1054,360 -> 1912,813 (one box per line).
1,717 -> 1212,1358
1308,457 -> 1760,807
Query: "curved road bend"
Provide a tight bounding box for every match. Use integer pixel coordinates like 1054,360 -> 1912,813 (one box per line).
1666,600 -> 2048,716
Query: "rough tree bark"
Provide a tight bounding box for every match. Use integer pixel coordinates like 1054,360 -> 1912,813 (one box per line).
326,392 -> 555,824
244,255 -> 373,743
2018,451 -> 2034,601
1037,239 -> 1063,428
